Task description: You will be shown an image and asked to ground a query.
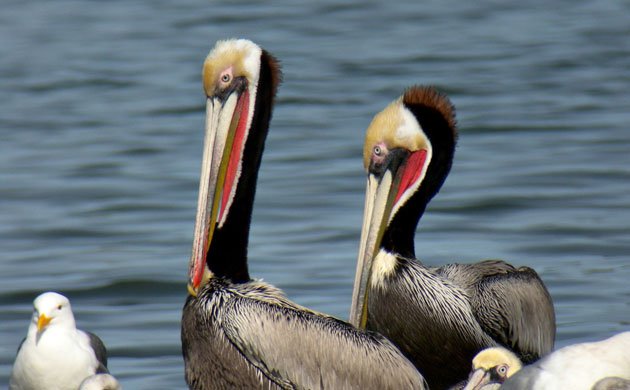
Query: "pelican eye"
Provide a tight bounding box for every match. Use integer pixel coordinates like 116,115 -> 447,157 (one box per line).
220,73 -> 231,83
373,145 -> 382,156
497,364 -> 508,376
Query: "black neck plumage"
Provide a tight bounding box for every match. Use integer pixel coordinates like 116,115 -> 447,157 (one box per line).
381,102 -> 456,260
206,51 -> 280,284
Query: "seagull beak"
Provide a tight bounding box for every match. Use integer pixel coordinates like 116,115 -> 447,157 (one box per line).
37,314 -> 52,332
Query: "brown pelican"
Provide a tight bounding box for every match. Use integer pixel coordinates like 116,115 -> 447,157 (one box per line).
349,86 -> 556,389
502,331 -> 630,390
10,292 -> 110,390
181,39 -> 427,389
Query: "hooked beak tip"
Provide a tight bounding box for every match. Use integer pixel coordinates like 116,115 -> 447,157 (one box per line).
187,283 -> 198,297
187,266 -> 212,297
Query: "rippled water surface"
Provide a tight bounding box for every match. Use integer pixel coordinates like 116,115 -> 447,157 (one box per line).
1,0 -> 629,387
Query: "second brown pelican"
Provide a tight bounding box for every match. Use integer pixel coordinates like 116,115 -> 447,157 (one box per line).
181,39 -> 426,389
349,86 -> 556,389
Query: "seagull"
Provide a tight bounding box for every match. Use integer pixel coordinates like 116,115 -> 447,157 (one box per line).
502,331 -> 630,390
10,292 -> 110,390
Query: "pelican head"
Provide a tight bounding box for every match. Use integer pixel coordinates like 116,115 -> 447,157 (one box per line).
349,86 -> 457,327
463,347 -> 522,390
188,39 -> 280,296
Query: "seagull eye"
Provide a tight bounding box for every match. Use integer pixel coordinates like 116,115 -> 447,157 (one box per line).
57,304 -> 63,310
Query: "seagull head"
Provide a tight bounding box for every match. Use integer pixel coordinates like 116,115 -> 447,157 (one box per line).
31,292 -> 77,334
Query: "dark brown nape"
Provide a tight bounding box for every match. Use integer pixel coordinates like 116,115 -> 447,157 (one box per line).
263,50 -> 283,101
381,86 -> 458,259
401,85 -> 458,196
402,86 -> 458,141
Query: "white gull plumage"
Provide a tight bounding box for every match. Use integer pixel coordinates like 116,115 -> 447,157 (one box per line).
502,331 -> 630,390
79,373 -> 121,390
10,292 -> 110,390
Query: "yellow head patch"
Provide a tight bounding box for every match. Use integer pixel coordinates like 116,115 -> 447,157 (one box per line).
472,347 -> 522,377
363,96 -> 428,169
202,39 -> 262,98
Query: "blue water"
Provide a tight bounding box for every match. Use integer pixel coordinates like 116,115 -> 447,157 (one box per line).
1,0 -> 629,388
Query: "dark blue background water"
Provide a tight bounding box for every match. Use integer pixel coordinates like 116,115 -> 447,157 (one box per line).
1,1 -> 629,387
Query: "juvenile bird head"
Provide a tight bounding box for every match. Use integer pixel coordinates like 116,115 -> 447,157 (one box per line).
463,347 -> 522,390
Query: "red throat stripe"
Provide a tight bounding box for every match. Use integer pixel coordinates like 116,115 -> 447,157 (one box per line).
395,149 -> 427,204
220,91 -> 250,222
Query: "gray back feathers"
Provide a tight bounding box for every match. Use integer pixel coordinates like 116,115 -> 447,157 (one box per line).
183,278 -> 427,390
438,260 -> 555,362
86,331 -> 109,373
